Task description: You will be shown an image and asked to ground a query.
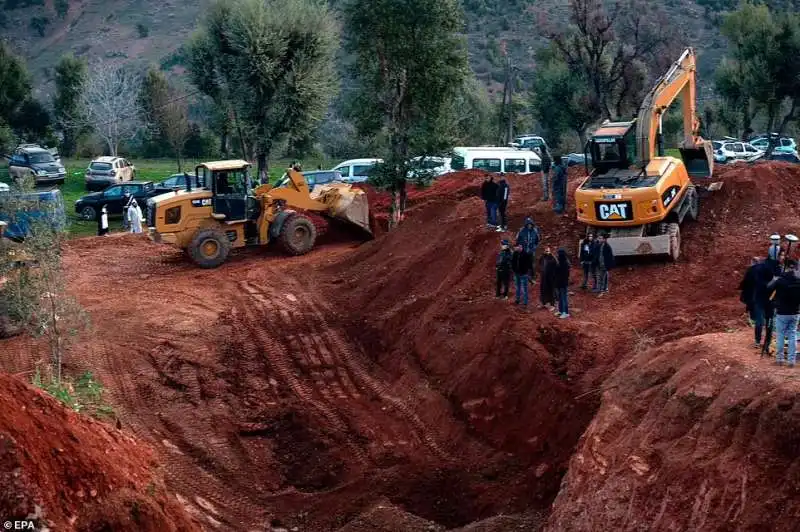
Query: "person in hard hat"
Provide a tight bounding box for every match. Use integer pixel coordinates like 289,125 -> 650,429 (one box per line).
97,205 -> 109,236
495,239 -> 513,300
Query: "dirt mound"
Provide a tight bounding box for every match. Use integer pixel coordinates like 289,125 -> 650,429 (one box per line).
0,373 -> 198,532
546,331 -> 800,532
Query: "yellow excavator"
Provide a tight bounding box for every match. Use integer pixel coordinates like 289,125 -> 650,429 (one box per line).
146,160 -> 370,268
574,47 -> 717,260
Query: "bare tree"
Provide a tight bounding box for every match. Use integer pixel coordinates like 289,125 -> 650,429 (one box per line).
79,61 -> 142,156
140,68 -> 191,171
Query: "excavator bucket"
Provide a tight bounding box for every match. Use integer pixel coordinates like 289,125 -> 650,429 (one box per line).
312,183 -> 372,234
679,139 -> 714,179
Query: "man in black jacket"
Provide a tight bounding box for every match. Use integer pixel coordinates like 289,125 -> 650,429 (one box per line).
511,243 -> 533,306
579,233 -> 595,289
495,175 -> 510,232
592,233 -> 615,295
767,259 -> 800,366
480,175 -> 499,228
552,155 -> 568,214
739,257 -> 761,346
496,239 -> 513,299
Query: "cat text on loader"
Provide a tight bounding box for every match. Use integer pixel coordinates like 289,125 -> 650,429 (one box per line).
146,160 -> 371,268
574,48 -> 721,261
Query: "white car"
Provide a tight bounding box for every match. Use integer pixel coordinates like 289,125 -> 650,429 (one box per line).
750,136 -> 797,154
408,156 -> 451,178
713,140 -> 762,163
331,158 -> 382,183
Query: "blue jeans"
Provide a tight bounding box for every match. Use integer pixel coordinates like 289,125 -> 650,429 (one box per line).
515,274 -> 529,305
554,190 -> 566,214
557,287 -> 569,315
485,201 -> 498,225
775,314 -> 799,364
597,268 -> 609,292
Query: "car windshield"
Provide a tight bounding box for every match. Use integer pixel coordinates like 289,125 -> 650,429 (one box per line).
29,152 -> 56,164
90,162 -> 113,171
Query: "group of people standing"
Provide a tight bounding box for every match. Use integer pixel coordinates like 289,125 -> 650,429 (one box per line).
494,216 -> 616,319
480,175 -> 511,232
740,239 -> 800,366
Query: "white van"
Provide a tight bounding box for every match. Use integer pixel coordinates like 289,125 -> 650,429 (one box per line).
331,158 -> 383,183
450,147 -> 542,174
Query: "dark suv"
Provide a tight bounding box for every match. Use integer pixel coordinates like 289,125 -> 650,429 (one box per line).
74,181 -> 161,220
7,145 -> 67,186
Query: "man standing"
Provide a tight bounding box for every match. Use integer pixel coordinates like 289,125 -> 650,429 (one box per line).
555,248 -> 571,318
511,243 -> 533,307
593,233 -> 615,296
580,234 -> 595,289
128,198 -> 143,233
539,146 -> 552,202
481,175 -> 499,228
515,217 -> 540,281
552,155 -> 568,214
767,259 -> 800,366
97,205 -> 109,236
495,174 -> 510,232
539,247 -> 557,309
496,239 -> 513,300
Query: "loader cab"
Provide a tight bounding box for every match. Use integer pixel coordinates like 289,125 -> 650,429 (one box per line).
196,160 -> 252,222
588,121 -> 637,175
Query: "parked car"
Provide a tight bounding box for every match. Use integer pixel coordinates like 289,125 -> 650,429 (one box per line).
6,145 -> 67,186
331,158 -> 382,183
75,181 -> 158,220
566,153 -> 592,167
274,170 -> 343,192
0,188 -> 66,240
408,156 -> 452,178
157,172 -> 206,192
84,156 -> 137,191
750,136 -> 797,154
511,135 -> 548,152
713,140 -> 763,163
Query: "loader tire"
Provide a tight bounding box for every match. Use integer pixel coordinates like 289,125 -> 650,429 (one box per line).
280,214 -> 316,256
667,223 -> 681,262
189,228 -> 231,268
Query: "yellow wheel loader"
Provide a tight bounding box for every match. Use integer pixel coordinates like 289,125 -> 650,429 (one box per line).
574,48 -> 720,261
146,161 -> 371,268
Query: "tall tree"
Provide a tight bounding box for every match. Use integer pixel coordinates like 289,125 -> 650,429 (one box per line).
546,0 -> 673,124
718,2 -> 800,152
78,61 -> 142,156
140,67 -> 191,171
0,42 -> 32,149
344,0 -> 469,226
187,0 -> 339,183
53,54 -> 87,156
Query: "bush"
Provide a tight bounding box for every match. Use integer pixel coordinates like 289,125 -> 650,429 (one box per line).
136,22 -> 149,38
30,16 -> 49,37
33,369 -> 115,419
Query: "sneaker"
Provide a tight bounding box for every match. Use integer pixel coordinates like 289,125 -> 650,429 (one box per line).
496,226 -> 503,233
559,313 -> 570,319
503,296 -> 509,300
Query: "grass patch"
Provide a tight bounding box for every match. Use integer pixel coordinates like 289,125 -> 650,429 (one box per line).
2,157 -> 333,238
33,369 -> 115,419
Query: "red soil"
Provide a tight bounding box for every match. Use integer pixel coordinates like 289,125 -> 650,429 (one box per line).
0,374 -> 199,532
0,161 -> 799,530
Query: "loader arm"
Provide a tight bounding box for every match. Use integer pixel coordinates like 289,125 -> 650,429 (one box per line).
635,48 -> 713,177
256,169 -> 331,212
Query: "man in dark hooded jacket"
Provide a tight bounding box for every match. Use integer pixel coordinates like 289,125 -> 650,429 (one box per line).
515,217 -> 540,280
552,155 -> 568,214
495,239 -> 513,299
480,175 -> 499,228
592,233 -> 615,295
495,175 -> 510,232
538,247 -> 557,309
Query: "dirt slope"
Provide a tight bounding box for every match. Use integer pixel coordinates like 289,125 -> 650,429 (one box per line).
546,331 -> 800,532
1,162 -> 799,530
0,373 -> 199,532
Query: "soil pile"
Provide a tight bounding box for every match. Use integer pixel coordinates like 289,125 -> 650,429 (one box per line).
0,373 -> 199,532
546,331 -> 800,532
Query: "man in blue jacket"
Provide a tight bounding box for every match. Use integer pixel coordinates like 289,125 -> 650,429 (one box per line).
515,217 -> 540,280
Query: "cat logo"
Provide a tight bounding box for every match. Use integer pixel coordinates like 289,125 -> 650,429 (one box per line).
595,201 -> 633,221
191,198 -> 213,207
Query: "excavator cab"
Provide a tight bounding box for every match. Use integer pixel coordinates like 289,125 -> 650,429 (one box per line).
587,120 -> 638,174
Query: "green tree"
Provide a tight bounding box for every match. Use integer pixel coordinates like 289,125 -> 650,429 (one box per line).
9,98 -> 51,142
0,42 -> 32,129
186,0 -> 339,183
53,54 -> 87,156
343,0 -> 469,226
140,67 -> 191,170
718,2 -> 800,152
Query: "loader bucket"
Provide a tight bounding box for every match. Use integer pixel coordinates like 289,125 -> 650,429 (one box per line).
679,139 -> 714,179
313,183 -> 372,234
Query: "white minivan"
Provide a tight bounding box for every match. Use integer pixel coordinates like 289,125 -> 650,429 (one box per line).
331,158 -> 383,183
450,147 -> 542,174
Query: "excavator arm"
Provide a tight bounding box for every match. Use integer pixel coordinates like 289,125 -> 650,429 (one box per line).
635,48 -> 713,178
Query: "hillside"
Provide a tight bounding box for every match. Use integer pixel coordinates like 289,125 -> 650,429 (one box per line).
2,0 -> 727,99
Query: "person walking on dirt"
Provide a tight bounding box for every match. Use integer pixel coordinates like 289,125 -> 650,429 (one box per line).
539,247 -> 557,309
767,259 -> 800,366
495,175 -> 510,232
481,175 -> 499,228
593,233 -> 615,296
97,205 -> 109,236
555,248 -> 571,318
511,243 -> 533,307
552,155 -> 568,215
515,217 -> 540,280
539,146 -> 552,202
496,239 -> 513,300
580,234 -> 595,289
